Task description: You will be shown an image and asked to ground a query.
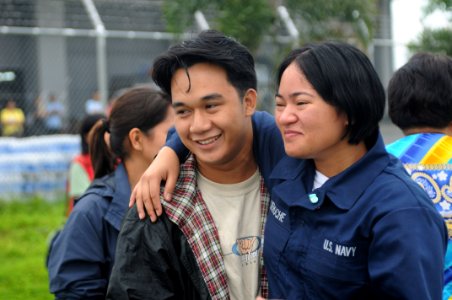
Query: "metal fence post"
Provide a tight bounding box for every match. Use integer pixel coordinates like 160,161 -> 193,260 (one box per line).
81,0 -> 108,108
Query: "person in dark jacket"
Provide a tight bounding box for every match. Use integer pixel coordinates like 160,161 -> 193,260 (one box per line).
107,30 -> 273,300
46,86 -> 174,299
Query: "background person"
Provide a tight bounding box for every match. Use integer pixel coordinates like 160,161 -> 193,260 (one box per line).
386,52 -> 452,300
66,113 -> 105,216
27,95 -> 47,135
85,90 -> 105,115
44,93 -> 65,134
0,98 -> 25,137
46,86 -> 174,299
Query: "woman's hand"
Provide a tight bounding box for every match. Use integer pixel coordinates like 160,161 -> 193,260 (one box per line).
129,146 -> 180,222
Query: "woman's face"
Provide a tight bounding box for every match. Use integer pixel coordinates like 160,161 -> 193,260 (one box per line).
275,62 -> 349,161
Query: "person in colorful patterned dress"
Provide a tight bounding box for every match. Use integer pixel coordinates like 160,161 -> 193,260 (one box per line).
386,52 -> 452,300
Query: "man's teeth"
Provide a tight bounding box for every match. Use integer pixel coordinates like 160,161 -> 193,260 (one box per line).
197,135 -> 219,145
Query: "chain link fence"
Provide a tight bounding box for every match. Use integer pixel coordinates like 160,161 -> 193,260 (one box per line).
0,0 -> 281,199
0,0 -> 288,138
0,0 -> 179,199
0,0 -> 175,136
0,0 -> 398,199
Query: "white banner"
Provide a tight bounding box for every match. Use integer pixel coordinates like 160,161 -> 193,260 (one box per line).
0,135 -> 80,201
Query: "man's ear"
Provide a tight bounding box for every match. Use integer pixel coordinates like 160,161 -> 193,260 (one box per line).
243,89 -> 257,116
128,128 -> 143,151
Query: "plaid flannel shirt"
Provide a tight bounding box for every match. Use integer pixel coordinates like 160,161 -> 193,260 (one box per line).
163,155 -> 269,299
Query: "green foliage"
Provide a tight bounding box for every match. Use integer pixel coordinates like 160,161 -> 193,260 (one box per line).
162,0 -> 378,53
163,0 -> 274,52
163,0 -> 212,33
0,198 -> 66,300
286,0 -> 377,48
215,0 -> 275,52
409,0 -> 452,55
160,0 -> 380,112
423,0 -> 452,15
408,28 -> 452,56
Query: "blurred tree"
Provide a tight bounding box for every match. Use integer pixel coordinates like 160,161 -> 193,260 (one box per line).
163,0 -> 274,52
285,0 -> 377,48
215,0 -> 275,52
424,0 -> 451,13
162,0 -> 379,53
163,0 -> 212,34
408,0 -> 452,55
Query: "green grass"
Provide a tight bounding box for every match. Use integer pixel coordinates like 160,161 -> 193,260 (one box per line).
0,198 -> 66,300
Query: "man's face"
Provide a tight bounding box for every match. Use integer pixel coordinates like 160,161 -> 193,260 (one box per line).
170,63 -> 256,174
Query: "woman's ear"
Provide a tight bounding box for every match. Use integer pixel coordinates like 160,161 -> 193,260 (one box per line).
243,88 -> 257,116
128,128 -> 143,151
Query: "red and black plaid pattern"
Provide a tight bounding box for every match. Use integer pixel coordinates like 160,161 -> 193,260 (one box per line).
163,155 -> 270,299
259,181 -> 269,299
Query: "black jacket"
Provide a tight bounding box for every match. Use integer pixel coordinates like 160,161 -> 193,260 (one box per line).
106,205 -> 211,300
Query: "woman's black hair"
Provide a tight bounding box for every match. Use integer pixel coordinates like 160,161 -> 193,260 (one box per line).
388,52 -> 452,130
79,113 -> 105,154
152,30 -> 256,99
89,86 -> 171,179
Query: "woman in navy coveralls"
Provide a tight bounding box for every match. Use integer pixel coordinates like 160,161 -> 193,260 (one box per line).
262,41 -> 447,299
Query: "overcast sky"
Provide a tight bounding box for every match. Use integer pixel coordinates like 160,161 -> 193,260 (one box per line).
391,0 -> 450,68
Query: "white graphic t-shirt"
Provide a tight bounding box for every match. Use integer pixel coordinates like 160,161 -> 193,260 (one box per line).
197,169 -> 261,300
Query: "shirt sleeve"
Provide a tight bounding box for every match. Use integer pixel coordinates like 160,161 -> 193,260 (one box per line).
106,206 -> 186,299
250,111 -> 284,189
165,126 -> 189,162
368,207 -> 447,299
47,197 -> 109,299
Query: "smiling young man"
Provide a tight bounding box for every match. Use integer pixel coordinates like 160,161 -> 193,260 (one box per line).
106,30 -> 282,300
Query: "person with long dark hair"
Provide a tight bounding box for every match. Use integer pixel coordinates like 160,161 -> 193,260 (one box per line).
47,86 -> 174,299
